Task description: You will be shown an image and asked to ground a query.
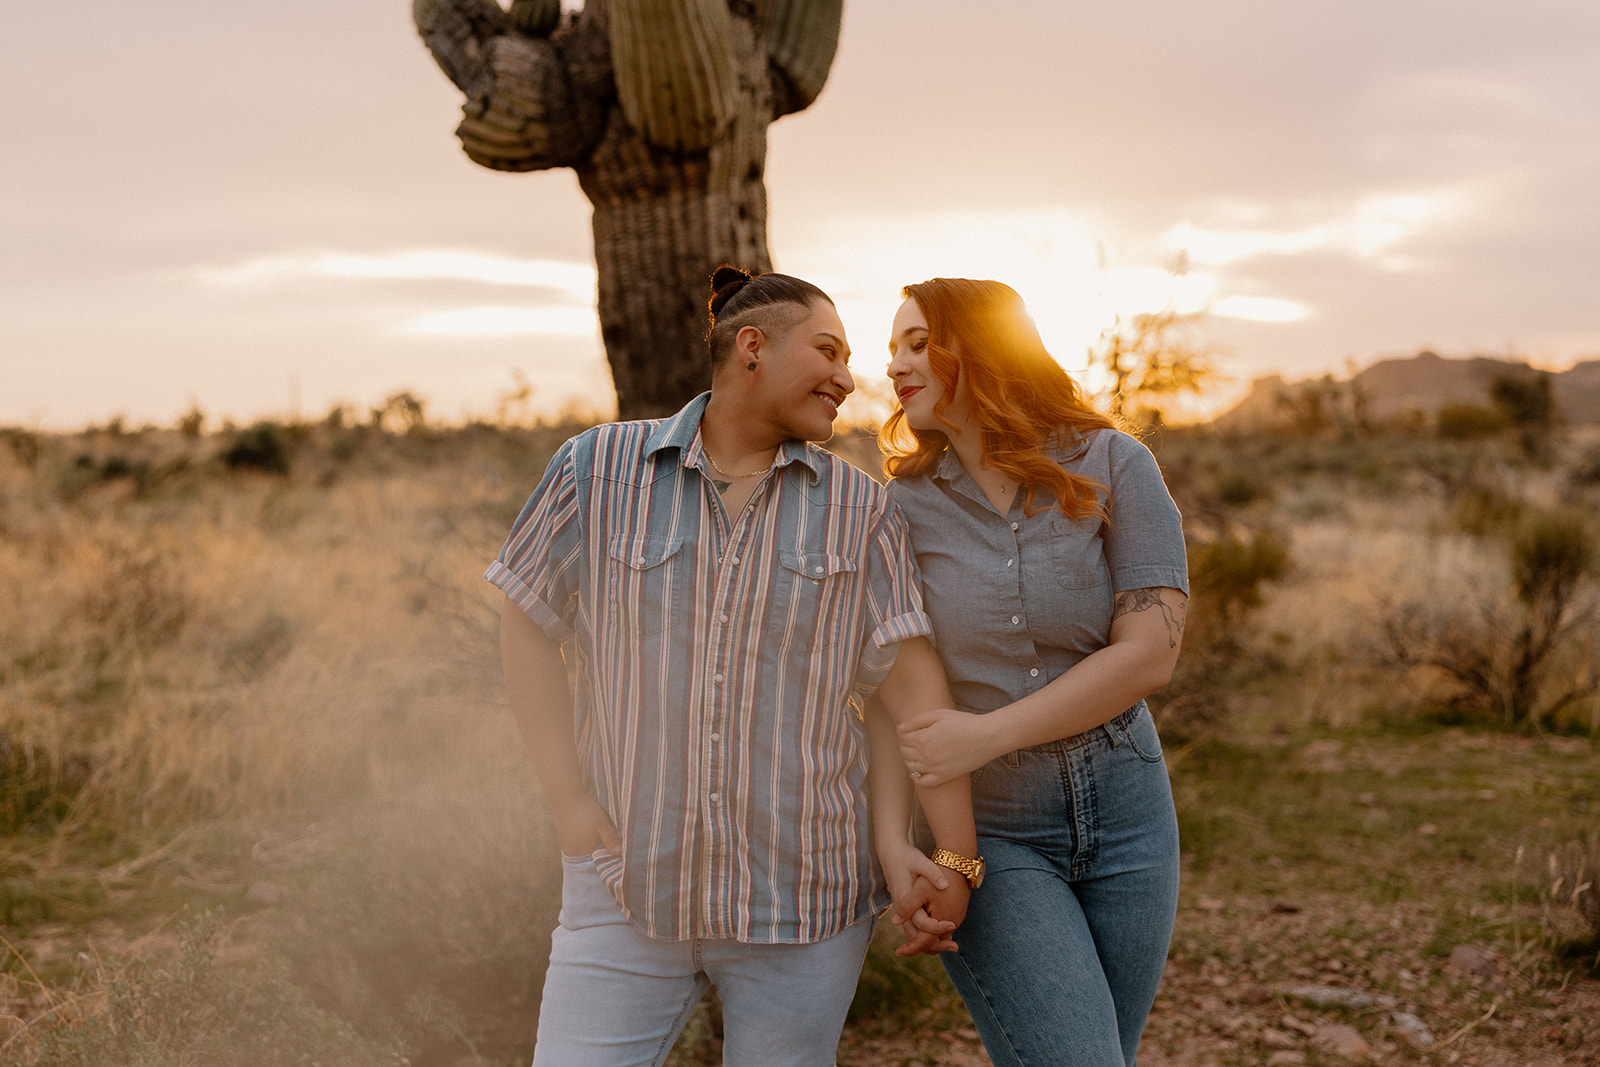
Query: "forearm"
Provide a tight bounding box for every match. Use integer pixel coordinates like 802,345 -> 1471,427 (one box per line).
875,638 -> 977,856
499,597 -> 588,817
983,588 -> 1187,755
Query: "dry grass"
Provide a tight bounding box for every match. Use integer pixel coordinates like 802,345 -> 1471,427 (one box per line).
0,420 -> 1597,1065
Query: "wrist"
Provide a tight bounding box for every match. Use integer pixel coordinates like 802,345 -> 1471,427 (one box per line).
931,847 -> 986,889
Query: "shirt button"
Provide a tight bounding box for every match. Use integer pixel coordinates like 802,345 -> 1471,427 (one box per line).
710,732 -> 721,743
1007,558 -> 1015,567
730,556 -> 740,565
1011,522 -> 1019,531
719,613 -> 729,623
814,565 -> 825,574
1029,668 -> 1040,677
709,793 -> 720,803
713,672 -> 724,684
635,556 -> 646,565
1011,615 -> 1020,624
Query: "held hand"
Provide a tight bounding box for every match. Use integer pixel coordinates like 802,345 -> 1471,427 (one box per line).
882,844 -> 951,924
550,795 -> 623,858
891,874 -> 971,957
898,707 -> 993,787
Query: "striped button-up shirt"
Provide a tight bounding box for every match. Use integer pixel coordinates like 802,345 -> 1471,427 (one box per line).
486,393 -> 931,943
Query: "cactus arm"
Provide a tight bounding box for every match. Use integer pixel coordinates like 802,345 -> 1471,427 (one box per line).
755,0 -> 843,118
412,0 -> 509,101
608,0 -> 740,152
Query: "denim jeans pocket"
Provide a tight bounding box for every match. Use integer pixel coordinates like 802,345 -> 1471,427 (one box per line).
1114,705 -> 1165,763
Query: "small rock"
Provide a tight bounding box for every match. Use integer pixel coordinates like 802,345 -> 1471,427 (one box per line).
1417,823 -> 1438,836
244,880 -> 282,907
1280,984 -> 1396,1010
1444,944 -> 1499,979
1315,1022 -> 1371,1059
1282,1014 -> 1319,1037
1356,791 -> 1377,805
1390,1010 -> 1436,1049
1270,899 -> 1303,914
1261,1027 -> 1298,1050
1267,1053 -> 1308,1066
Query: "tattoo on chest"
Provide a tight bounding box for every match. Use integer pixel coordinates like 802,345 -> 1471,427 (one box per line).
1112,588 -> 1188,648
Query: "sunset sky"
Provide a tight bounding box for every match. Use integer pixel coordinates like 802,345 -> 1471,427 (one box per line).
5,1 -> 1599,429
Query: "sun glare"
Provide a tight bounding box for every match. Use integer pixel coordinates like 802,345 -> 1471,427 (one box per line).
404,306 -> 600,338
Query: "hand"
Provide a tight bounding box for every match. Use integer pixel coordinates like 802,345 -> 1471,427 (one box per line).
550,795 -> 623,858
891,875 -> 970,956
898,707 -> 994,787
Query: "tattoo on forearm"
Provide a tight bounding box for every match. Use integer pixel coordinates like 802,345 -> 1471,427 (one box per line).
1112,588 -> 1188,648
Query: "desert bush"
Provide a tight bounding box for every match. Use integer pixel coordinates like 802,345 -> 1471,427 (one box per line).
220,422 -> 291,475
1437,402 -> 1510,441
1382,508 -> 1600,729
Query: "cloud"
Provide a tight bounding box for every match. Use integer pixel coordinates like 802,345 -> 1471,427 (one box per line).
199,250 -> 596,299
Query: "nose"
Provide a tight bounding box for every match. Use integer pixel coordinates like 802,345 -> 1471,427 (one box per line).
886,349 -> 907,378
834,361 -> 856,396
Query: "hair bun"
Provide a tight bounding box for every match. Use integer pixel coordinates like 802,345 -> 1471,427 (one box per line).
709,264 -> 754,319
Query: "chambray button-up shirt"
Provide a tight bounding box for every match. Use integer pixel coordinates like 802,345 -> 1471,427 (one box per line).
487,394 -> 931,944
888,429 -> 1188,717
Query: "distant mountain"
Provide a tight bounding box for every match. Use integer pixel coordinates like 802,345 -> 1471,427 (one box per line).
1214,351 -> 1600,431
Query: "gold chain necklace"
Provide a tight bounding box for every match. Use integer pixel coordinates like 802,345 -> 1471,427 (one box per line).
705,447 -> 774,480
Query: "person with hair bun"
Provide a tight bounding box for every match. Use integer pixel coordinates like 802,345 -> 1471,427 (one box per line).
880,278 -> 1189,1067
487,266 -> 975,1066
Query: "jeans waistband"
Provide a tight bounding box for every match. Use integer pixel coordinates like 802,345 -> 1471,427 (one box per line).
1017,701 -> 1145,756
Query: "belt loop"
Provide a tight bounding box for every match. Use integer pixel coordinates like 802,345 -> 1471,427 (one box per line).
1105,721 -> 1121,748
1004,750 -> 1021,767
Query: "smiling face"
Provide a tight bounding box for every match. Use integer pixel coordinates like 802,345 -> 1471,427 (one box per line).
752,298 -> 855,442
886,297 -> 968,432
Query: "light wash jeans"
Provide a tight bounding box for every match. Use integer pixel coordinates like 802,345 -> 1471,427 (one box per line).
928,702 -> 1180,1067
530,854 -> 874,1067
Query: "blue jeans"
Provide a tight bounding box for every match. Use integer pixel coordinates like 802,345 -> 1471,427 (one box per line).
929,702 -> 1180,1067
531,855 -> 874,1067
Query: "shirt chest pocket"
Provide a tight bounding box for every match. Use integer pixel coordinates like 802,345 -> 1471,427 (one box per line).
605,535 -> 688,636
1047,516 -> 1111,591
767,549 -> 858,654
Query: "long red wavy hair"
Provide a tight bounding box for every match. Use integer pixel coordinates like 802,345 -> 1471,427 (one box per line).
880,278 -> 1120,519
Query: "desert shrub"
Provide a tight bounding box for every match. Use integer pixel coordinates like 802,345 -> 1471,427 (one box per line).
221,423 -> 290,475
0,730 -> 92,836
20,910 -> 406,1067
1437,403 -> 1510,441
1449,484 -> 1523,538
1542,834 -> 1600,974
1214,468 -> 1267,507
1382,509 -> 1600,729
1187,528 -> 1290,640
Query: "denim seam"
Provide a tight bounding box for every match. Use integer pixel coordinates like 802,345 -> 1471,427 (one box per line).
945,950 -> 1026,1067
1065,747 -> 1098,880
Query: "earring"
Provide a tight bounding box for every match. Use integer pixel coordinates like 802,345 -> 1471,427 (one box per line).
747,361 -> 757,371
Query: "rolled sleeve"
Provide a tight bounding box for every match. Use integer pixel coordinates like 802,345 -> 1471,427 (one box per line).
855,505 -> 934,689
484,438 -> 584,641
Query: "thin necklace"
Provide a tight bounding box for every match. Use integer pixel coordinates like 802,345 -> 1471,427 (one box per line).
705,447 -> 774,480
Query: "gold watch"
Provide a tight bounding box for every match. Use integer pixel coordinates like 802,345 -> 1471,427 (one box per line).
931,848 -> 985,889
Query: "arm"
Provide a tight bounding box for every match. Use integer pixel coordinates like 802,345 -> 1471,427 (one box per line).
500,596 -> 621,857
872,637 -> 976,947
898,587 -> 1188,786
865,697 -> 958,956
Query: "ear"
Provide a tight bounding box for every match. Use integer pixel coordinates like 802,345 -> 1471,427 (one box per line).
734,324 -> 764,366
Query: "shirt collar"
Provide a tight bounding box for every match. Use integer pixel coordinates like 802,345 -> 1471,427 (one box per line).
644,391 -> 827,481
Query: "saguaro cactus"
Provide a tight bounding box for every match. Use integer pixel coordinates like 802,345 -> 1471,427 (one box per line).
413,0 -> 844,419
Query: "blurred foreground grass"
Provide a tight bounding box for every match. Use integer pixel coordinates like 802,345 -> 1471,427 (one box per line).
0,415 -> 1596,1065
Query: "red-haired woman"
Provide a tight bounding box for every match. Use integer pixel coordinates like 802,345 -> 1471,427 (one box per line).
881,278 -> 1189,1067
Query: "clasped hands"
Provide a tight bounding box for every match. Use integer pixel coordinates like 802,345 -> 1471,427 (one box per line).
897,705 -> 992,788
881,842 -> 970,957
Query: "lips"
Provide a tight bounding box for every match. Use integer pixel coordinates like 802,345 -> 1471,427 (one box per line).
814,391 -> 841,414
897,386 -> 923,403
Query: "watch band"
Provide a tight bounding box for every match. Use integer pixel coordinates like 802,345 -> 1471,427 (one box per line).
930,847 -> 985,889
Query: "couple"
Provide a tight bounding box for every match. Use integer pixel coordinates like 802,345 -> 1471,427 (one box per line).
487,268 -> 1189,1067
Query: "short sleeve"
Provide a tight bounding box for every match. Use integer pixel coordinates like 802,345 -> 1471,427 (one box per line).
484,436 -> 585,640
854,502 -> 933,692
1104,435 -> 1190,596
